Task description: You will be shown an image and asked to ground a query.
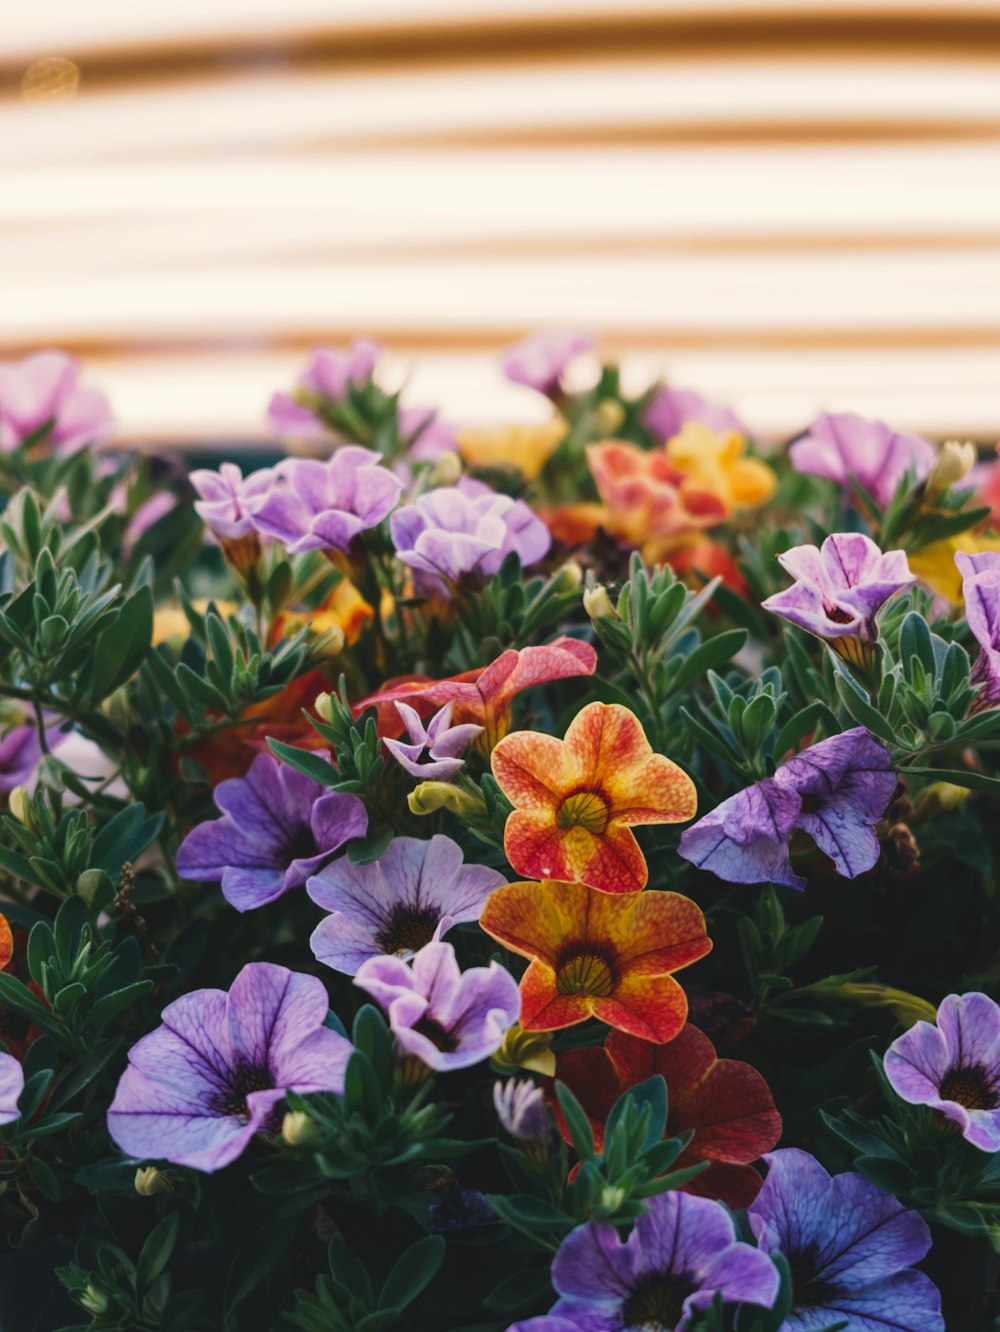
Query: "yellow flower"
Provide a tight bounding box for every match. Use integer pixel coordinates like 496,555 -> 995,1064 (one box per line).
276,580 -> 374,646
457,420 -> 567,480
152,600 -> 239,646
926,440 -> 977,497
665,421 -> 777,512
910,532 -> 1000,604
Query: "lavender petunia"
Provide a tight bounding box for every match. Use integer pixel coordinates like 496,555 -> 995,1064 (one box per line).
383,702 -> 483,781
190,462 -> 276,542
645,386 -> 746,443
176,753 -> 368,912
251,448 -> 403,556
0,1051 -> 24,1126
501,332 -> 595,396
308,834 -> 503,975
107,961 -> 351,1173
267,341 -> 380,438
390,479 -> 551,595
762,533 -> 914,670
956,550 -> 1000,710
399,407 -> 458,463
678,778 -> 804,890
0,718 -> 66,795
494,1078 -> 548,1142
547,1190 -> 779,1331
679,727 -> 895,890
884,992 -> 1000,1151
0,351 -> 115,456
354,940 -> 520,1072
749,1148 -> 943,1332
789,410 -> 935,508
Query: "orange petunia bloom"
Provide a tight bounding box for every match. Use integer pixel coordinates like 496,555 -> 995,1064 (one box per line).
0,914 -> 12,971
551,1025 -> 781,1208
270,579 -> 375,648
491,701 -> 696,894
479,878 -> 711,1042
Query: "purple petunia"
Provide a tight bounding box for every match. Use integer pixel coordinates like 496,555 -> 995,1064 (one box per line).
107,961 -> 352,1173
541,1190 -> 779,1331
176,753 -> 368,912
398,407 -> 458,464
678,727 -> 897,889
884,992 -> 1000,1151
644,386 -> 746,443
789,410 -> 935,508
749,1148 -> 943,1332
762,532 -> 914,670
250,448 -> 403,556
267,341 -> 380,438
0,718 -> 66,795
494,1078 -> 548,1142
308,834 -> 503,975
190,462 -> 276,542
383,702 -> 483,781
0,1052 -> 24,1126
354,940 -> 520,1072
0,351 -> 115,456
501,332 -> 595,396
390,479 -> 551,595
956,550 -> 1000,711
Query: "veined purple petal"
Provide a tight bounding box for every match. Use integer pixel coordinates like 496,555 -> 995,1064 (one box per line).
0,1052 -> 24,1125
678,779 -> 804,889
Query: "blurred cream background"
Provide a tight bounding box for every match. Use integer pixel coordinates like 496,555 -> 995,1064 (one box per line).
1,0 -> 999,446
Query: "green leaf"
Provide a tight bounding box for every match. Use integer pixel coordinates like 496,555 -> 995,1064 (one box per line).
604,1075 -> 667,1152
135,1212 -> 181,1302
377,1235 -> 446,1312
92,805 -> 164,876
772,701 -> 830,762
89,981 -> 153,1034
554,1081 -> 594,1160
90,585 -> 153,701
834,677 -> 894,741
902,766 -> 1000,793
224,1220 -> 296,1319
266,739 -> 336,786
671,629 -> 748,691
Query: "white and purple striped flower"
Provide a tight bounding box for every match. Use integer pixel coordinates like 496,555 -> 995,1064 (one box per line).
383,702 -> 483,782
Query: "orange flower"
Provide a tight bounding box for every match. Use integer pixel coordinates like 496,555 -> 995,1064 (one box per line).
480,878 -> 711,1041
587,440 -> 726,553
271,579 -> 374,648
665,421 -> 776,513
491,701 -> 696,894
0,914 -> 12,971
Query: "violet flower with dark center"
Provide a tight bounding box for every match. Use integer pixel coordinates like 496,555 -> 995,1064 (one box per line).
542,1190 -> 779,1331
789,410 -> 935,507
678,727 -> 896,889
956,550 -> 1000,711
0,351 -> 115,456
354,940 -> 520,1072
762,532 -> 914,670
383,702 -> 483,781
501,332 -> 595,396
884,992 -> 1000,1151
644,385 -> 746,443
250,447 -> 403,556
308,833 -> 503,975
748,1148 -> 944,1332
390,478 -> 551,597
107,961 -> 352,1173
176,753 -> 368,912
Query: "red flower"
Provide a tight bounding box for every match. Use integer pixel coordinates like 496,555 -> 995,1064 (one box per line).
551,1024 -> 781,1208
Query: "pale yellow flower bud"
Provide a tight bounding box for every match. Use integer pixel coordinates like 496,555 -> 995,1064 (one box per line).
80,1285 -> 110,1315
408,781 -> 487,818
281,1110 -> 318,1146
553,561 -> 583,593
595,399 -> 626,437
7,786 -> 30,825
912,780 -> 970,818
491,1023 -> 556,1077
927,440 -> 977,497
835,983 -> 937,1029
134,1165 -> 173,1196
314,692 -> 335,724
583,584 -> 616,621
429,451 -> 463,487
312,624 -> 346,659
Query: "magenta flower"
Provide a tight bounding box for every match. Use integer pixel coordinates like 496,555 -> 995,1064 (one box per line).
390,479 -> 551,595
0,351 -> 114,456
885,992 -> 1000,1151
501,332 -> 595,396
354,940 -> 520,1072
644,386 -> 746,443
544,1191 -> 779,1331
308,834 -> 503,975
0,1052 -> 24,1126
749,1149 -> 943,1332
789,410 -> 935,507
762,532 -> 914,669
176,753 -> 368,912
267,341 -> 380,438
107,961 -> 352,1173
250,448 -> 403,556
956,550 -> 1000,711
679,727 -> 896,889
383,702 -> 483,781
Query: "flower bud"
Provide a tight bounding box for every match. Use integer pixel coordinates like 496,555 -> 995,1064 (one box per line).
134,1165 -> 172,1196
491,1023 -> 556,1077
493,1078 -> 548,1142
597,1184 -> 627,1213
281,1110 -> 318,1146
408,781 -> 486,818
835,983 -> 936,1029
313,623 -> 346,659
927,440 -> 977,497
314,692 -> 335,724
912,780 -> 970,818
553,561 -> 583,593
583,584 -> 616,621
595,399 -> 626,437
80,1284 -> 110,1316
429,451 -> 463,488
7,786 -> 30,825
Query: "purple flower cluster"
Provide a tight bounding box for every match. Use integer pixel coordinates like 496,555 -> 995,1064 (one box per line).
679,727 -> 896,889
267,340 -> 380,439
790,410 -> 935,507
176,753 -> 368,912
107,962 -> 352,1172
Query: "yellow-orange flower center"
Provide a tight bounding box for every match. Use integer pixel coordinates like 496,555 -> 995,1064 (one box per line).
557,790 -> 610,834
556,951 -> 615,998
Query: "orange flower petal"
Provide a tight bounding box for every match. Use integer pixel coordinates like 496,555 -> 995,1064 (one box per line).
591,970 -> 689,1043
573,821 -> 648,894
479,878 -> 580,968
502,810 -> 579,883
0,914 -> 11,971
607,753 -> 698,826
519,959 -> 593,1031
492,731 -> 579,810
563,702 -> 649,784
601,890 -> 711,975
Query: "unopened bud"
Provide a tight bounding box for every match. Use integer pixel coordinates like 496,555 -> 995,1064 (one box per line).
583,584 -> 616,621
835,983 -> 936,1029
927,440 -> 977,496
913,779 -> 970,818
281,1110 -> 318,1146
429,451 -> 463,487
314,692 -> 335,724
595,399 -> 626,437
7,786 -> 30,825
134,1165 -> 172,1196
553,561 -> 583,593
313,624 -> 346,658
597,1184 -> 627,1213
492,1023 -> 556,1077
408,781 -> 486,818
80,1284 -> 110,1316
